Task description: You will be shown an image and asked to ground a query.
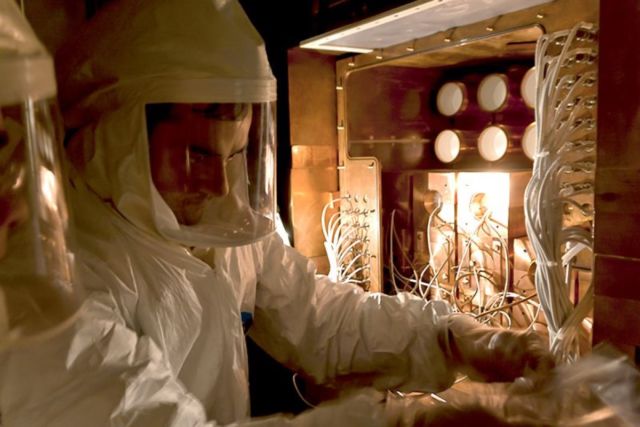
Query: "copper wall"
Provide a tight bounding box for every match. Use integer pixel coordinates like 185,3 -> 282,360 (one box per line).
288,49 -> 339,273
593,0 -> 640,361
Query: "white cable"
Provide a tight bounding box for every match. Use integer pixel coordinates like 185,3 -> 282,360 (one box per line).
321,196 -> 371,286
291,373 -> 316,409
525,22 -> 598,362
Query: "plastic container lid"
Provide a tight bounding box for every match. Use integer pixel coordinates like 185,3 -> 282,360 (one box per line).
522,122 -> 537,160
478,74 -> 508,112
436,82 -> 466,116
435,129 -> 461,163
520,67 -> 537,109
478,126 -> 509,161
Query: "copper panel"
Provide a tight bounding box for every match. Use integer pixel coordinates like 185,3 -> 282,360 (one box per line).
594,0 -> 640,355
595,169 -> 640,259
288,48 -> 337,148
593,295 -> 640,349
344,72 -> 536,170
345,65 -> 446,142
343,60 -> 536,172
291,191 -> 337,258
595,0 -> 640,169
593,0 -> 640,353
288,49 -> 339,265
290,168 -> 338,193
337,158 -> 382,292
594,255 -> 640,301
291,145 -> 337,169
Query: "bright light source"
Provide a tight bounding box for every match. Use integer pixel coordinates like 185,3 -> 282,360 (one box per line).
300,0 -> 553,53
457,172 -> 510,233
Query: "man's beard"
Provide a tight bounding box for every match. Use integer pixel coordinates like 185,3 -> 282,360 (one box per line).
160,192 -> 211,226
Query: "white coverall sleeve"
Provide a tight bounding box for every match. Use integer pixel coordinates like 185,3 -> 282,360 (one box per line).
0,256 -> 408,427
249,236 -> 458,393
0,259 -> 214,427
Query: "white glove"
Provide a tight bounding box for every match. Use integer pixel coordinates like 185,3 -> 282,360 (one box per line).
385,393 -> 527,427
438,314 -> 554,382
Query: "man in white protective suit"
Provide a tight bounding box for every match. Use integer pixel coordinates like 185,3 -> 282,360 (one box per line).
0,0 -> 553,425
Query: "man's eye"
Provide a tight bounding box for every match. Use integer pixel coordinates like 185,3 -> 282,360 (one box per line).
227,148 -> 245,160
188,146 -> 213,162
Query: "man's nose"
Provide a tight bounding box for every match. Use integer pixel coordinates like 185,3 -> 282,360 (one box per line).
196,156 -> 229,197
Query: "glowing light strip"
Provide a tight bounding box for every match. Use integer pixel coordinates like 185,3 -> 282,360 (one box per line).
300,0 -> 441,53
300,0 -> 553,53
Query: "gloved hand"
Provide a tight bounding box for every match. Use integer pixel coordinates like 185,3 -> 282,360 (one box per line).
385,393 -> 542,427
437,314 -> 554,382
411,404 -> 539,427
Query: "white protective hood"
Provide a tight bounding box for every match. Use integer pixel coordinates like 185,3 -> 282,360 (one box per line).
0,0 -> 56,105
57,0 -> 277,247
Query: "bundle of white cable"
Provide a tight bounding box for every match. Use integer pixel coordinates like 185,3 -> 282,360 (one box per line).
388,203 -> 541,330
524,22 -> 598,363
321,195 -> 372,289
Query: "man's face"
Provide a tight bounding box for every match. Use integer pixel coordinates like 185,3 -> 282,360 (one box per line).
148,103 -> 252,226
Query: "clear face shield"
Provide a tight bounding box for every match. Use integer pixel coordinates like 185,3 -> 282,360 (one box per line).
0,0 -> 80,348
0,100 -> 79,348
147,101 -> 276,247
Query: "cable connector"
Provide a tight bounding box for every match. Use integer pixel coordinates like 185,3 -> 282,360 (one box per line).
559,180 -> 594,197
